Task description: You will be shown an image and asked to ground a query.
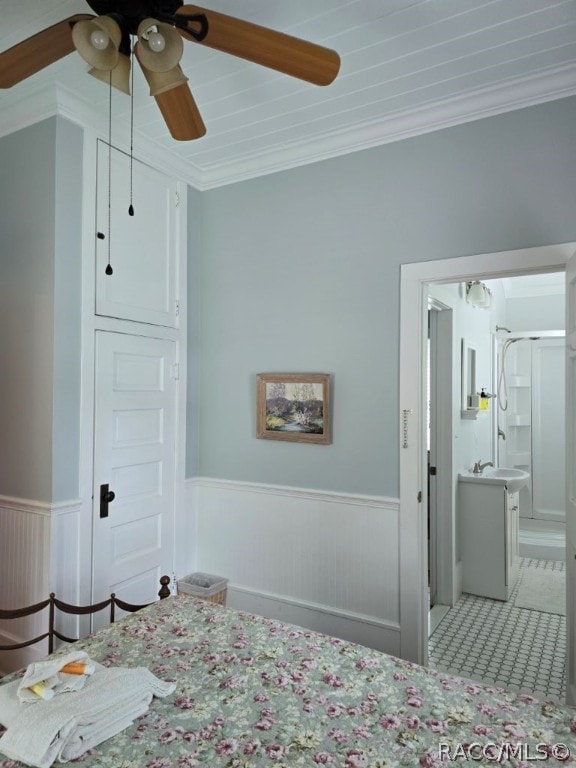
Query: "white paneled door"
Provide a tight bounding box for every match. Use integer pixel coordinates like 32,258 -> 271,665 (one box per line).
92,331 -> 176,612
566,250 -> 576,705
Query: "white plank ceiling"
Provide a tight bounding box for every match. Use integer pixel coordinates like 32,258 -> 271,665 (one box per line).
1,0 -> 575,188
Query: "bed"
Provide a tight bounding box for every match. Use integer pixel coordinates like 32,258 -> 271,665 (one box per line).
1,594 -> 574,766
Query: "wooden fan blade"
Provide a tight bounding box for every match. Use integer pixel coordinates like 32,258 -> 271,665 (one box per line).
176,5 -> 340,86
155,84 -> 206,141
0,15 -> 95,88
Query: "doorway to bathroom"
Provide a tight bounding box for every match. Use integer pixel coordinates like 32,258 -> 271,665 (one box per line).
425,274 -> 567,699
398,241 -> 576,704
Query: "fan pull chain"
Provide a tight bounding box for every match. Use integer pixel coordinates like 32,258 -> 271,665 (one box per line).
128,43 -> 135,217
105,70 -> 113,276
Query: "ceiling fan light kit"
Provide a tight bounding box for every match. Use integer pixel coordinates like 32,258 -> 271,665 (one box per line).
0,1 -> 341,141
135,18 -> 184,73
72,15 -> 123,71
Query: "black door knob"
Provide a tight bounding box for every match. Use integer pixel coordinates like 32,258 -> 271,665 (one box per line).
99,483 -> 116,518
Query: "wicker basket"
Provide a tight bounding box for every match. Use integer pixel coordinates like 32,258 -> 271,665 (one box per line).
176,573 -> 228,606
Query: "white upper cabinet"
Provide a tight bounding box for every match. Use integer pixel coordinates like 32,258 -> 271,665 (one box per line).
95,141 -> 179,328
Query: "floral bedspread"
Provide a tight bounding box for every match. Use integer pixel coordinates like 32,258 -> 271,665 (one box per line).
1,595 -> 575,767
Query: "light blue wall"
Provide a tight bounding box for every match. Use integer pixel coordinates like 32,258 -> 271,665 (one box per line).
187,186 -> 204,477
0,119 -> 57,502
188,97 -> 576,496
0,117 -> 83,502
52,117 -> 83,501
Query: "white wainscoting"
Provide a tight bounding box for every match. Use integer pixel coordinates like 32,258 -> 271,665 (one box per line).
191,478 -> 401,655
0,496 -> 81,674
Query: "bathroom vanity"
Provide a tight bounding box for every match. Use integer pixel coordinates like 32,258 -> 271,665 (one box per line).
458,468 -> 528,601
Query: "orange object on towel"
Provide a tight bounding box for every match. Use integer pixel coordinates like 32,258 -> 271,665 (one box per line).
60,662 -> 94,676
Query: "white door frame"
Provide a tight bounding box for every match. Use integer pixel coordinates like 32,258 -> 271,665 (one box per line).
399,242 -> 575,665
565,248 -> 576,705
428,307 -> 439,609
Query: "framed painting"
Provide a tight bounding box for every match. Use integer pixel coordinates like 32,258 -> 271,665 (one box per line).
256,373 -> 331,444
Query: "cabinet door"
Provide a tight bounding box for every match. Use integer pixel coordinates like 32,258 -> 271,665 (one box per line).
95,142 -> 178,327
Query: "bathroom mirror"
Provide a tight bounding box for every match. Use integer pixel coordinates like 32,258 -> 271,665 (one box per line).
461,339 -> 478,415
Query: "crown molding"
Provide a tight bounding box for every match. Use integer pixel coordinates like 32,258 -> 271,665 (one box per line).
198,63 -> 576,190
55,84 -> 206,185
0,85 -> 60,143
1,62 -> 576,190
0,82 -> 206,188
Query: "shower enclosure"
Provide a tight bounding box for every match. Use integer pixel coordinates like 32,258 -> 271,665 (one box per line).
496,332 -> 565,525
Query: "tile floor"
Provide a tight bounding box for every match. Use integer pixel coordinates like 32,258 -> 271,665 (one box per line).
428,558 -> 566,701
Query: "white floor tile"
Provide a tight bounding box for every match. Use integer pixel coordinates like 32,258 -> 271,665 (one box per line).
428,558 -> 565,701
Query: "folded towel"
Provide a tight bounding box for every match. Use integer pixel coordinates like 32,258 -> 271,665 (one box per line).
0,666 -> 175,768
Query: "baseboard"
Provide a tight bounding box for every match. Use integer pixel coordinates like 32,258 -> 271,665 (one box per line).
228,584 -> 401,657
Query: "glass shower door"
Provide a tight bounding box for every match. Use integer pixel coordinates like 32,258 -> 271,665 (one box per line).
531,337 -> 565,523
498,335 -> 565,522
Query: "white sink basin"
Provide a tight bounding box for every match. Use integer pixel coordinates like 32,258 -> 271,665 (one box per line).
459,467 -> 530,493
484,468 -> 530,492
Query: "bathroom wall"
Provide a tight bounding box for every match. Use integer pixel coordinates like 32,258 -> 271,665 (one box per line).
506,294 -> 565,332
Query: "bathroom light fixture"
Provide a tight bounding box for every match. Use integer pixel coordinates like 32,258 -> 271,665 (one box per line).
466,281 -> 493,309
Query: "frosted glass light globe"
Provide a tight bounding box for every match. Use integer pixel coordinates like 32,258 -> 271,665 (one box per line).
148,31 -> 166,52
90,28 -> 110,50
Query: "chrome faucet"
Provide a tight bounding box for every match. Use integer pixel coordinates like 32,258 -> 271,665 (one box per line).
473,460 -> 494,474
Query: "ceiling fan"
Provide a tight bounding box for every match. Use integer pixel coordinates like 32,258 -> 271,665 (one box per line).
0,1 -> 341,141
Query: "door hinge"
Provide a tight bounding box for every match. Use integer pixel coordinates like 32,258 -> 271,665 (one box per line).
417,491 -> 422,503
171,363 -> 180,381
175,300 -> 180,316
175,190 -> 180,208
429,466 -> 437,476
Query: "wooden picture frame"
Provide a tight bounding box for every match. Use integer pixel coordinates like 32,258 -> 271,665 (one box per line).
256,373 -> 331,444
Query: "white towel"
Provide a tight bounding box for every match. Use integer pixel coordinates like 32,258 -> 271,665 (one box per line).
17,651 -> 94,703
0,666 -> 175,768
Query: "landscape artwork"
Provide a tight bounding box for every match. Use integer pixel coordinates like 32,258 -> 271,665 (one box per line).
256,373 -> 331,444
